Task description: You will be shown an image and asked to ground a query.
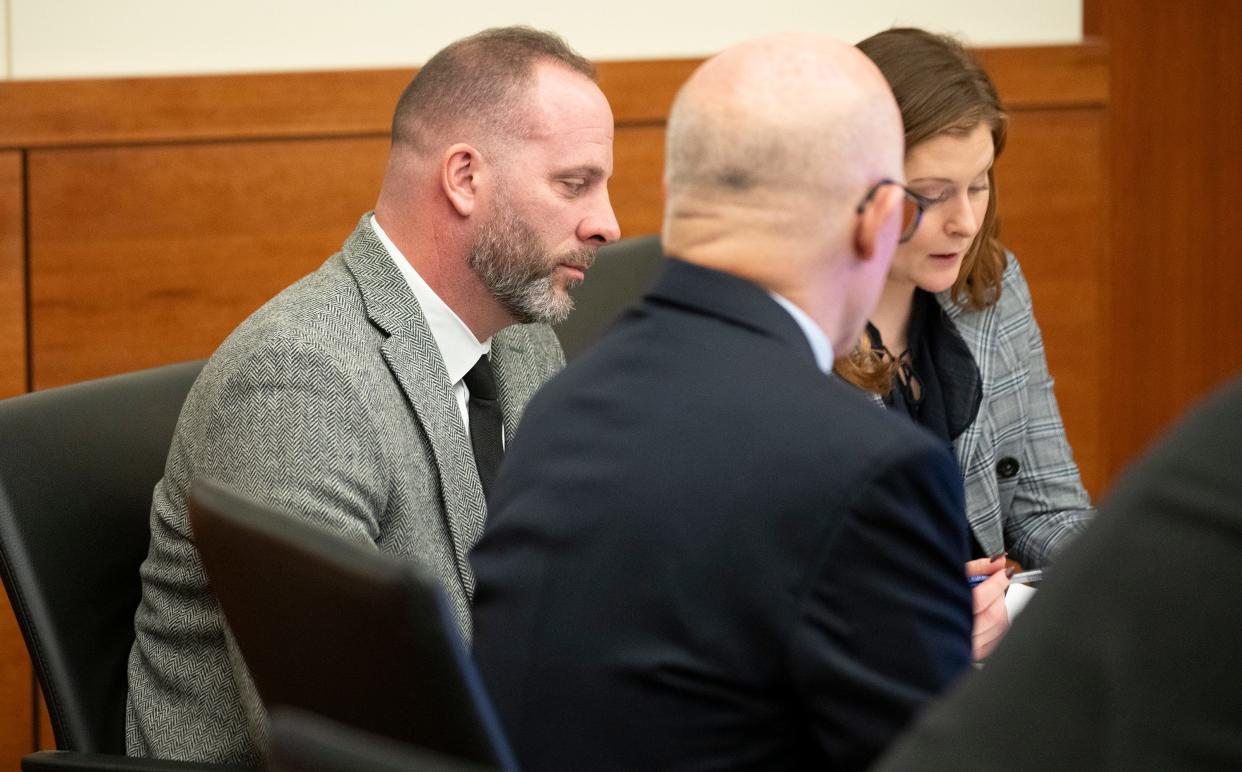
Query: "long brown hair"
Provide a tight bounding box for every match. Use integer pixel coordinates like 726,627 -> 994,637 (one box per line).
836,27 -> 1009,394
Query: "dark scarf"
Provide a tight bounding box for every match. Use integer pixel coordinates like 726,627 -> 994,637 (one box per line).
866,289 -> 983,445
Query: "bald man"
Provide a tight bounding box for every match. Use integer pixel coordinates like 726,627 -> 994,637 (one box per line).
126,27 -> 618,765
471,34 -> 972,771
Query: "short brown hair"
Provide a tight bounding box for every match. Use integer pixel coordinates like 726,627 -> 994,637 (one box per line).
837,28 -> 1009,394
391,26 -> 596,152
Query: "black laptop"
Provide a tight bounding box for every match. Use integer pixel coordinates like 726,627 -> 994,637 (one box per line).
188,478 -> 516,770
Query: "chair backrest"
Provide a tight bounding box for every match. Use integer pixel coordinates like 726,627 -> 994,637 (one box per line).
187,478 -> 517,771
554,234 -> 664,360
0,360 -> 204,753
269,708 -> 499,772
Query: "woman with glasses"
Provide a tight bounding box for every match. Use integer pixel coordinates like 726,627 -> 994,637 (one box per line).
837,27 -> 1095,660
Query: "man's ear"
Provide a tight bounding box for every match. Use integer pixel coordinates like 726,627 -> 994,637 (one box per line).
854,184 -> 903,261
441,143 -> 482,217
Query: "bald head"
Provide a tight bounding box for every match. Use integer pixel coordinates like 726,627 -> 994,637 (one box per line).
663,33 -> 907,351
667,33 -> 900,206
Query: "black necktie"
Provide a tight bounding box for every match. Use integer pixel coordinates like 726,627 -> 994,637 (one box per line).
463,354 -> 503,499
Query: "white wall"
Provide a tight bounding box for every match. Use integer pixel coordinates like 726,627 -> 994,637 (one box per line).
7,0 -> 1081,80
2,0 -> 10,79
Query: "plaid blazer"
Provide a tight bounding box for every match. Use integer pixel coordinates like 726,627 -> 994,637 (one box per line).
125,214 -> 563,764
936,252 -> 1094,568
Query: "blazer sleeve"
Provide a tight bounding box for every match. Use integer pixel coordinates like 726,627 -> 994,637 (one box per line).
202,339 -> 390,751
195,337 -> 389,545
1000,258 -> 1094,567
789,438 -> 973,770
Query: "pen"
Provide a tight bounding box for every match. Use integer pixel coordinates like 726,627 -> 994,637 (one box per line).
968,552 -> 1008,588
968,569 -> 1043,588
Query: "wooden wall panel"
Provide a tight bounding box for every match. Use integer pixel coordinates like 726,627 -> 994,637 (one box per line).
1082,0 -> 1104,36
28,138 -> 389,388
1097,0 -> 1242,473
36,693 -> 52,751
611,125 -> 666,238
977,45 -> 1106,108
995,108 -> 1108,497
0,646 -> 30,770
0,70 -> 409,149
0,152 -> 24,399
0,60 -> 697,151
0,612 -> 30,764
0,150 -> 33,772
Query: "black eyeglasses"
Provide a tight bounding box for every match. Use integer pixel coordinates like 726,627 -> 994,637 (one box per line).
855,179 -> 931,244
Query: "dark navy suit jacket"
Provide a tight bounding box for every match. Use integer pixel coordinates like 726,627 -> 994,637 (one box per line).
472,258 -> 973,771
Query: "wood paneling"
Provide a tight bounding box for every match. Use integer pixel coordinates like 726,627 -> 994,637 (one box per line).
0,149 -> 33,771
0,607 -> 31,763
612,125 -> 666,237
36,692 -> 52,751
0,152 -> 24,399
0,70 -> 408,149
1098,0 -> 1242,473
0,51 -> 1098,149
0,615 -> 30,768
28,138 -> 388,388
598,59 -> 700,125
995,109 -> 1108,496
0,59 -> 698,151
977,44 -> 1107,109
1082,1 -> 1104,37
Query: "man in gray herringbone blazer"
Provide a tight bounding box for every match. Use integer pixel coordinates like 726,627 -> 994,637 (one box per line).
126,27 -> 619,765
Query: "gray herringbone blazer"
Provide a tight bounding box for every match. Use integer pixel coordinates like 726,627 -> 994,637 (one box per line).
937,253 -> 1093,567
125,214 -> 563,764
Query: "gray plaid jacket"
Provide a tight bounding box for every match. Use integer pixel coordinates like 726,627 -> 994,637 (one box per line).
125,214 -> 563,764
936,253 -> 1094,567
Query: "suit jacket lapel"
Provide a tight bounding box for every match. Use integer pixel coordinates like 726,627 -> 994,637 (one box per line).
490,327 -> 543,442
341,215 -> 486,598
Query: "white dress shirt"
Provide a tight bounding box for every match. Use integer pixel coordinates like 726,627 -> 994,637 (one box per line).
768,291 -> 835,373
371,215 -> 491,431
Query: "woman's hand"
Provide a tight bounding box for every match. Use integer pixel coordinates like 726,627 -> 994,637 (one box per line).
966,555 -> 1011,661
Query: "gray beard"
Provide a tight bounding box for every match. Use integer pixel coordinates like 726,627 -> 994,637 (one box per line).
468,208 -> 594,326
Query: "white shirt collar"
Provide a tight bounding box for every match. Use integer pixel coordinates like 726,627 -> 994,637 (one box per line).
370,214 -> 490,385
767,291 -> 835,373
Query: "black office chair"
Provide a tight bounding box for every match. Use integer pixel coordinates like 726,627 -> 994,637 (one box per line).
555,234 -> 664,360
188,478 -> 518,771
269,708 -> 499,772
0,360 -> 243,771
